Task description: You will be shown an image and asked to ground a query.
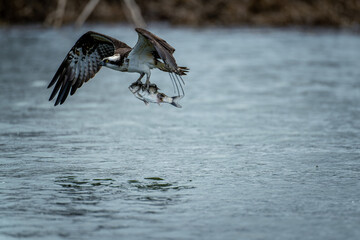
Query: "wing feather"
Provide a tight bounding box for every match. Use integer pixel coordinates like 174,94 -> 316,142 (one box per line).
131,28 -> 188,96
88,54 -> 94,78
134,28 -> 178,73
73,59 -> 80,85
48,31 -> 131,106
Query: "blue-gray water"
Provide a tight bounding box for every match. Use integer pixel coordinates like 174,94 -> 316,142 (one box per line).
0,25 -> 359,240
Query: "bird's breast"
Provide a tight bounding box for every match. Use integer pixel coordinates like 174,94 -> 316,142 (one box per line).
127,56 -> 151,74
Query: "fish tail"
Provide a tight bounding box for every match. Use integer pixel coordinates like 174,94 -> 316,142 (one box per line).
170,96 -> 182,108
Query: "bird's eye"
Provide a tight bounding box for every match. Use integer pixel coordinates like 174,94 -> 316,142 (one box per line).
105,59 -> 109,63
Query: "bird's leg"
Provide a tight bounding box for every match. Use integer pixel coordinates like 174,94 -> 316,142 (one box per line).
144,72 -> 151,90
135,73 -> 145,84
129,73 -> 145,94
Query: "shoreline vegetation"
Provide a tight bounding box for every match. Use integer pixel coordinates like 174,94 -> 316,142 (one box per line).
1,0 -> 360,29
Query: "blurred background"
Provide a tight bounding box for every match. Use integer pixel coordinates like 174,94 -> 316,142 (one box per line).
1,0 -> 360,29
1,1 -> 360,240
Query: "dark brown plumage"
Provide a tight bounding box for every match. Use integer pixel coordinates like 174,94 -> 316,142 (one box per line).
48,31 -> 131,106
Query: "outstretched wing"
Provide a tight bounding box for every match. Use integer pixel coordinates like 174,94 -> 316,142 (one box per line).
131,28 -> 188,96
132,28 -> 179,73
48,31 -> 131,106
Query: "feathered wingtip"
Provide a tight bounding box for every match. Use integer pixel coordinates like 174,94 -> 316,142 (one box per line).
177,66 -> 189,76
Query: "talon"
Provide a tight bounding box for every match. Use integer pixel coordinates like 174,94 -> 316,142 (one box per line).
145,81 -> 150,90
136,73 -> 145,84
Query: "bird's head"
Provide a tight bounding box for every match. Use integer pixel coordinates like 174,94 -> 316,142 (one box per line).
100,54 -> 121,70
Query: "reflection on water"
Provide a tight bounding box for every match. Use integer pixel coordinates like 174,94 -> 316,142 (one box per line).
0,25 -> 360,240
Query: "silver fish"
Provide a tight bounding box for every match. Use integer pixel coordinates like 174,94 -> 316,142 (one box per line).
129,82 -> 182,108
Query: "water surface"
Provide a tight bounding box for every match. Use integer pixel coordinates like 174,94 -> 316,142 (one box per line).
0,25 -> 359,240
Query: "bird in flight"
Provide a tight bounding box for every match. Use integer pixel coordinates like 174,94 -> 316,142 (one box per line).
48,28 -> 189,106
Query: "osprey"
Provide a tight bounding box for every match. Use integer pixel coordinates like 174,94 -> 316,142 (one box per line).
48,28 -> 189,106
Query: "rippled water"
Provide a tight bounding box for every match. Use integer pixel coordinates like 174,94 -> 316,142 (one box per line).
0,25 -> 359,240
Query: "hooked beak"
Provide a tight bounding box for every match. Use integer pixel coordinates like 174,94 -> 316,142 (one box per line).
100,58 -> 109,66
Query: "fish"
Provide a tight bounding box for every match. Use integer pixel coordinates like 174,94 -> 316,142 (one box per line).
128,81 -> 182,108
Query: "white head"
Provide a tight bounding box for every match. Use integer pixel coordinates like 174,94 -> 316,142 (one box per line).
101,54 -> 122,70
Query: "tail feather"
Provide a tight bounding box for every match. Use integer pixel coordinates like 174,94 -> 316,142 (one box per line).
177,66 -> 189,76
156,62 -> 189,76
